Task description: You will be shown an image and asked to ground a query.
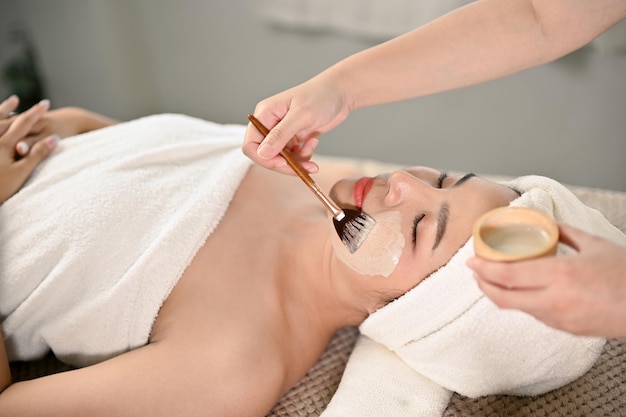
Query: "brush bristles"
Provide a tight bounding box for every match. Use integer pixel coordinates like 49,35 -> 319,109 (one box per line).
337,212 -> 376,254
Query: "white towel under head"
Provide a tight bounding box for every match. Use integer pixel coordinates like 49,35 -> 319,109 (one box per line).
0,114 -> 252,367
322,175 -> 626,417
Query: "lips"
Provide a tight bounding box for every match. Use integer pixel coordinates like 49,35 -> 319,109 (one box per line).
354,177 -> 374,209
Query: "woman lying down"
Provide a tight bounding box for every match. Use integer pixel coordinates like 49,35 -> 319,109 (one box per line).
1,109 -> 625,417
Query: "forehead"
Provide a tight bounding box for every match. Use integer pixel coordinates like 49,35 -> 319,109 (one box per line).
403,166 -> 439,177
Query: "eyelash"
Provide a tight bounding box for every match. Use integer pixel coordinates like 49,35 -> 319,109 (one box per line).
412,171 -> 447,246
437,171 -> 448,188
412,214 -> 425,245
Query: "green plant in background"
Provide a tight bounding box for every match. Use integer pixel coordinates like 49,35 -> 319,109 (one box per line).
2,28 -> 46,113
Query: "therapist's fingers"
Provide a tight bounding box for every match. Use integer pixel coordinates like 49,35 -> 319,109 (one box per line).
467,256 -> 557,291
557,223 -> 599,252
468,224 -> 601,292
470,261 -> 579,328
474,279 -> 581,334
255,112 -> 307,160
297,137 -> 319,161
243,124 -> 286,169
243,112 -> 319,174
0,95 -> 19,118
473,275 -> 551,311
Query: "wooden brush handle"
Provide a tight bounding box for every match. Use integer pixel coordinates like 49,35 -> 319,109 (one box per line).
247,114 -> 344,220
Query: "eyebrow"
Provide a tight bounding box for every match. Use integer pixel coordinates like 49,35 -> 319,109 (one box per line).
452,172 -> 476,188
432,202 -> 449,251
432,172 -> 475,251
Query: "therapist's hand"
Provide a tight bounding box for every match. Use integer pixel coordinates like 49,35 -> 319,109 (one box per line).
468,223 -> 626,338
0,97 -> 58,204
243,73 -> 350,175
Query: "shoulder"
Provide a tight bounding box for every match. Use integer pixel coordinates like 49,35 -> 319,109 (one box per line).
160,332 -> 289,416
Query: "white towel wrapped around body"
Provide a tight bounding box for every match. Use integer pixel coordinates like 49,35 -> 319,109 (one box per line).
322,175 -> 626,417
0,114 -> 252,367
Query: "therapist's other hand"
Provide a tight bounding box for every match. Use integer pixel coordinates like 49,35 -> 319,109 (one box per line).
243,74 -> 350,175
468,223 -> 626,338
0,98 -> 58,204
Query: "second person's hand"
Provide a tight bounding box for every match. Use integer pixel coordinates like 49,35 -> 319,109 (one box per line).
0,98 -> 58,204
468,223 -> 626,338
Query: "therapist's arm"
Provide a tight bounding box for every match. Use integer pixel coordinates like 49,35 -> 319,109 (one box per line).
333,0 -> 626,109
244,0 -> 626,167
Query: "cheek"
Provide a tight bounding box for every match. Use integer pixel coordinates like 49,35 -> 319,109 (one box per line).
391,244 -> 448,290
331,211 -> 405,277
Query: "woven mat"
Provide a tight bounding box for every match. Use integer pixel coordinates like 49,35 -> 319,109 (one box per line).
9,177 -> 626,417
11,332 -> 625,417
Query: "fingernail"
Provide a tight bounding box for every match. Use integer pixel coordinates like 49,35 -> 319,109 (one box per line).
306,164 -> 319,173
257,143 -> 273,159
38,99 -> 50,107
46,134 -> 60,149
16,141 -> 30,155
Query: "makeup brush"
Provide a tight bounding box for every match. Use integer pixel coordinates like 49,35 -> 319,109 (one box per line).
247,114 -> 375,253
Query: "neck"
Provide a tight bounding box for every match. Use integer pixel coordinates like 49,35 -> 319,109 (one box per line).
270,211 -> 367,379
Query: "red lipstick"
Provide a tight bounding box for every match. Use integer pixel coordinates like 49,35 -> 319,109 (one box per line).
354,177 -> 374,209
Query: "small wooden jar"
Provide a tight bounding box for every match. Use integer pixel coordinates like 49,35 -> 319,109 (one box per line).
473,207 -> 559,262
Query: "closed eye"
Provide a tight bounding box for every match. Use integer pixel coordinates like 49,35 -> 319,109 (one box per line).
437,171 -> 448,188
412,214 -> 425,247
413,171 -> 446,249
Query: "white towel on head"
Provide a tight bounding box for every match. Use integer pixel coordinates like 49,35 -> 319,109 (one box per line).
0,114 -> 251,366
322,175 -> 626,417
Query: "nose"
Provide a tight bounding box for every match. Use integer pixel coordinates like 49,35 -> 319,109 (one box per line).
384,170 -> 433,207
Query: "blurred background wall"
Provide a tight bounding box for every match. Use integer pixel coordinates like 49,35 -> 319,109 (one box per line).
1,0 -> 624,191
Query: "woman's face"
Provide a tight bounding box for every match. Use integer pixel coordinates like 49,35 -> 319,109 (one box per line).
328,166 -> 520,308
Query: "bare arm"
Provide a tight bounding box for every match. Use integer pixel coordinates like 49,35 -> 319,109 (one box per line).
243,0 -> 626,167
27,107 -> 118,141
0,340 -> 281,417
333,0 -> 626,109
0,344 -> 185,417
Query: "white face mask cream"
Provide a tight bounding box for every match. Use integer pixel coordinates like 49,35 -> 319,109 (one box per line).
331,211 -> 405,277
